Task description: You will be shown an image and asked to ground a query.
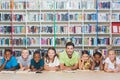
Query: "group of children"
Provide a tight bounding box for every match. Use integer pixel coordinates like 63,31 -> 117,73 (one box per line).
0,42 -> 120,73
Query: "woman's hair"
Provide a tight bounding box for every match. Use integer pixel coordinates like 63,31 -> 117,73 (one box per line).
93,51 -> 102,57
81,50 -> 89,56
45,47 -> 58,63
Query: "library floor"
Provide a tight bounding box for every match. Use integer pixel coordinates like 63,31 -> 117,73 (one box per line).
0,70 -> 120,80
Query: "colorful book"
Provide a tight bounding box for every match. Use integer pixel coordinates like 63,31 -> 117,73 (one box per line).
113,37 -> 120,46
98,1 -> 110,9
98,13 -> 110,22
112,2 -> 120,10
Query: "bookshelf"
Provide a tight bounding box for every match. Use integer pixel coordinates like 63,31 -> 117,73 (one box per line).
0,0 -> 120,59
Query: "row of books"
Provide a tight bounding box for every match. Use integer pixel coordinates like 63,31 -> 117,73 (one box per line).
0,48 -> 99,58
84,37 -> 110,46
0,49 -> 46,58
112,25 -> 120,33
1,13 -> 25,21
98,13 -> 110,22
0,25 -> 110,34
98,1 -> 110,9
0,37 -> 111,46
112,2 -> 120,10
80,25 -> 109,34
115,50 -> 120,58
0,49 -> 90,59
0,37 -> 54,46
113,37 -> 120,46
84,13 -> 96,21
0,26 -> 25,34
97,38 -> 110,45
13,1 -> 26,10
112,14 -> 120,21
0,0 -> 10,10
97,25 -> 109,33
1,13 -> 115,22
55,37 -> 82,46
41,0 -> 95,10
0,13 -> 2,21
1,1 -> 120,10
0,0 -> 95,10
0,48 -> 117,60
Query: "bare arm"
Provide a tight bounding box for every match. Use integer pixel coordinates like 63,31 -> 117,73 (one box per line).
118,64 -> 120,72
5,67 -> 16,71
0,61 -> 7,71
30,66 -> 43,71
60,63 -> 78,70
91,61 -> 95,70
37,66 -> 44,71
99,60 -> 103,70
19,63 -> 30,70
31,66 -> 37,71
104,63 -> 113,72
70,63 -> 78,70
44,64 -> 59,71
60,63 -> 70,70
79,59 -> 84,70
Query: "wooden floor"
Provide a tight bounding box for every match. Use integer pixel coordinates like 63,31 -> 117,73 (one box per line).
0,70 -> 120,80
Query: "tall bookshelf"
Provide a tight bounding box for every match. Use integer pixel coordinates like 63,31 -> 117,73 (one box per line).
0,0 -> 120,59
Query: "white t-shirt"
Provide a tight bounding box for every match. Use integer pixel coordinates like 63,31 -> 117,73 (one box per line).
44,57 -> 60,67
18,56 -> 32,67
105,57 -> 120,70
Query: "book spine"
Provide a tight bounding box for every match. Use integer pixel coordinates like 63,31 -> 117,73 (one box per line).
98,1 -> 110,9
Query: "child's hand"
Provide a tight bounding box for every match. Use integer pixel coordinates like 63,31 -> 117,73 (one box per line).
81,58 -> 84,63
31,68 -> 37,71
92,57 -> 95,62
24,67 -> 29,70
4,56 -> 9,62
66,68 -> 72,71
99,56 -> 103,62
20,67 -> 25,71
114,69 -> 119,73
50,67 -> 57,71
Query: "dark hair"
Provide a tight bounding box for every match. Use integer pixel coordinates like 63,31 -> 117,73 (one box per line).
81,50 -> 89,56
93,51 -> 102,57
33,51 -> 40,56
66,42 -> 74,48
45,47 -> 58,63
4,49 -> 12,54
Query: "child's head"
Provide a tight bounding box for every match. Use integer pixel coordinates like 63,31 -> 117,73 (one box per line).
4,49 -> 12,61
21,48 -> 29,59
93,52 -> 102,62
33,51 -> 41,63
81,50 -> 90,62
108,49 -> 116,61
47,47 -> 57,59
